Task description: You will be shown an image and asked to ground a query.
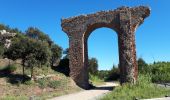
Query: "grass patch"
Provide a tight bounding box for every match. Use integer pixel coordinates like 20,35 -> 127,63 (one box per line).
101,74 -> 170,100
0,64 -> 17,73
1,95 -> 28,100
48,80 -> 61,89
89,74 -> 105,86
37,78 -> 49,89
37,77 -> 63,89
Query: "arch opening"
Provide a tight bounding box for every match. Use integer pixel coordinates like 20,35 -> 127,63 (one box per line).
85,27 -> 119,86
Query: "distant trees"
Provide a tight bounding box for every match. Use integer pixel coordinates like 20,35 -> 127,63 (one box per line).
138,58 -> 148,74
88,58 -> 98,75
106,65 -> 120,81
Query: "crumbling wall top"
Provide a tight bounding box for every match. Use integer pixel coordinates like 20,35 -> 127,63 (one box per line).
61,6 -> 150,36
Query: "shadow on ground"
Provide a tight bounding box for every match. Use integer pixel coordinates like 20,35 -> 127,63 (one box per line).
92,86 -> 115,91
0,69 -> 31,84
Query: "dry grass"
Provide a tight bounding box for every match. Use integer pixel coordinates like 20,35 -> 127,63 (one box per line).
0,59 -> 82,100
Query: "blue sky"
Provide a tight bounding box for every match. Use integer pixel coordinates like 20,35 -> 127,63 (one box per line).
0,0 -> 170,70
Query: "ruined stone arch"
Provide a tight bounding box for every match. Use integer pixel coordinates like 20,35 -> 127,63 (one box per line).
61,6 -> 150,89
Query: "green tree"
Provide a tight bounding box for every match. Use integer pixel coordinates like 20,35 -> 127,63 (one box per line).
106,65 -> 120,81
138,58 -> 148,73
88,58 -> 98,75
50,44 -> 62,66
5,38 -> 51,78
25,27 -> 53,46
5,37 -> 28,76
0,24 -> 10,31
25,54 -> 37,79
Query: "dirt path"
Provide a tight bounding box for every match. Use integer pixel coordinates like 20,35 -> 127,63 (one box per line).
49,82 -> 118,100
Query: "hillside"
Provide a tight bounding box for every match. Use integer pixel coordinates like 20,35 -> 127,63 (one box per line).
0,59 -> 81,100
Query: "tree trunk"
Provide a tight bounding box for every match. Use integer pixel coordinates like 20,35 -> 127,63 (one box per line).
22,60 -> 25,79
31,66 -> 34,80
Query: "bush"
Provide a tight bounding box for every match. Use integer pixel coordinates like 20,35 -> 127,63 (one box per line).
37,78 -> 48,89
89,74 -> 104,85
1,64 -> 17,73
48,80 -> 61,89
106,67 -> 120,81
24,80 -> 34,85
37,78 -> 62,89
152,73 -> 170,83
98,70 -> 110,80
101,74 -> 170,100
138,59 -> 170,83
149,62 -> 170,83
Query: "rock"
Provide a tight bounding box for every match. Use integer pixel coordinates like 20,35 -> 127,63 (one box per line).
0,30 -> 16,48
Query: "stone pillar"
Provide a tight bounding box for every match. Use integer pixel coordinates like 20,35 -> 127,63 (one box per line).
118,10 -> 138,84
69,35 -> 89,89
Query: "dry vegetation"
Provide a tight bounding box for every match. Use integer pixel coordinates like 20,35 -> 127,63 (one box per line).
0,59 -> 81,100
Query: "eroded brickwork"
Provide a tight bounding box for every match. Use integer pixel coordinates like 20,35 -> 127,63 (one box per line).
61,6 -> 150,89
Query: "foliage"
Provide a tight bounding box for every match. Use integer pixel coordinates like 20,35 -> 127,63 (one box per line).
101,74 -> 170,100
149,62 -> 170,83
1,64 -> 17,73
1,95 -> 28,100
5,37 -> 51,77
37,78 -> 62,89
0,24 -> 14,32
97,70 -> 110,80
50,44 -> 62,66
89,73 -> 104,85
88,58 -> 98,75
25,27 -> 53,46
105,66 -> 120,81
138,57 -> 148,74
24,80 -> 35,85
48,80 -> 61,89
138,58 -> 170,83
97,65 -> 120,81
0,24 -> 22,58
37,78 -> 49,88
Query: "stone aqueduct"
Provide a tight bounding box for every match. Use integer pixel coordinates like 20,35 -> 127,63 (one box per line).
61,6 -> 150,89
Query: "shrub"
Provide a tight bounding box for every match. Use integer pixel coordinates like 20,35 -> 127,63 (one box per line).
48,80 -> 61,89
106,67 -> 120,81
149,62 -> 170,83
24,80 -> 34,85
89,73 -> 104,85
37,78 -> 48,88
37,78 -> 62,89
152,73 -> 170,83
2,64 -> 17,73
101,74 -> 170,100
